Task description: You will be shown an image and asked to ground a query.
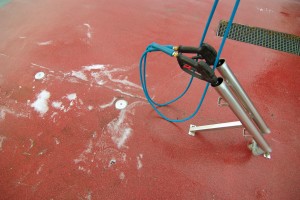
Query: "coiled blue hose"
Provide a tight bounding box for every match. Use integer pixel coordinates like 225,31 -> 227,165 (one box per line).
140,0 -> 240,122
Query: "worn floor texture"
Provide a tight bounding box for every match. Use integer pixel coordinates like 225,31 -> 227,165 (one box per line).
0,0 -> 299,199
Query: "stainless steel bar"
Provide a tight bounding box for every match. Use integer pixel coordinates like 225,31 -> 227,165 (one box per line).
213,78 -> 272,153
188,121 -> 242,136
217,60 -> 271,134
189,121 -> 242,133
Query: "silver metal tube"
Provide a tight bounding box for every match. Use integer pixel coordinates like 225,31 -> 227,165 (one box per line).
217,60 -> 271,134
213,78 -> 272,153
189,121 -> 242,132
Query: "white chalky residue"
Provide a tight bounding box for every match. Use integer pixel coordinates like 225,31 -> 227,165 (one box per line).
0,109 -> 6,120
257,7 -> 274,13
88,106 -> 93,110
31,90 -> 51,116
36,164 -> 44,175
87,66 -> 141,89
51,101 -> 64,110
99,97 -> 117,109
137,155 -> 143,170
0,136 -> 7,151
110,78 -> 142,89
119,172 -> 125,180
107,101 -> 143,149
122,153 -> 127,162
114,128 -> 132,149
96,80 -> 106,86
90,72 -> 106,86
94,68 -> 141,89
51,112 -> 58,120
85,191 -> 92,200
37,40 -> 53,46
78,166 -> 91,174
54,137 -> 60,145
83,23 -> 92,39
71,70 -> 88,81
67,93 -> 77,101
83,64 -> 105,71
74,139 -> 93,164
112,88 -> 137,98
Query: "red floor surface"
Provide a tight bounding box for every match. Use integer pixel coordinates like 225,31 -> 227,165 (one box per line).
0,0 -> 299,199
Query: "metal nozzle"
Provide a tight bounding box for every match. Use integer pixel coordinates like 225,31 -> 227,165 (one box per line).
173,46 -> 179,51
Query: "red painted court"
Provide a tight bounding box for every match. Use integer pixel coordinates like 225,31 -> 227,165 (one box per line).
0,0 -> 299,199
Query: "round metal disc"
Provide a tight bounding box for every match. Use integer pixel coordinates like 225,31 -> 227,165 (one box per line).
35,72 -> 45,80
115,99 -> 128,110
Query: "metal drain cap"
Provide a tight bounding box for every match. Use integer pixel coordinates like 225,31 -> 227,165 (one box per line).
115,99 -> 128,110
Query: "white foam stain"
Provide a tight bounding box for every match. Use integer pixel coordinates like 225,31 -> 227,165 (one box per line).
107,101 -> 143,149
74,139 -> 93,164
257,7 -> 274,13
51,101 -> 64,110
71,71 -> 88,81
110,77 -> 141,89
0,136 -> 7,151
67,93 -> 77,101
36,164 -> 44,175
85,191 -> 92,200
78,166 -> 91,174
31,90 -> 51,116
0,106 -> 30,120
91,68 -> 141,89
83,64 -> 105,71
54,137 -> 60,145
119,172 -> 125,180
0,109 -> 6,120
111,88 -> 144,99
99,97 -> 117,109
83,23 -> 92,39
58,64 -> 144,100
91,72 -> 106,85
37,40 -> 53,46
137,154 -> 143,170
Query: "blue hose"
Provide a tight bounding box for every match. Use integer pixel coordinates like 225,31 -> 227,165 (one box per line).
140,0 -> 240,122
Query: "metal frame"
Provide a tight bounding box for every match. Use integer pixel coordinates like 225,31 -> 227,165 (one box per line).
188,60 -> 272,158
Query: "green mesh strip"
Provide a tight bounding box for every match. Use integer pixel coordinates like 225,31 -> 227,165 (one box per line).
217,20 -> 300,56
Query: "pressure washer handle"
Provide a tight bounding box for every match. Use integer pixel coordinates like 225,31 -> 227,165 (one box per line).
177,54 -> 219,85
176,43 -> 217,65
176,46 -> 201,54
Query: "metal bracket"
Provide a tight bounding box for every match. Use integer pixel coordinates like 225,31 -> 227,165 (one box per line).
188,121 -> 243,136
248,139 -> 271,159
217,96 -> 229,106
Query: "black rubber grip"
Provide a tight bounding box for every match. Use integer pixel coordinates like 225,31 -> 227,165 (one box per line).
177,54 -> 218,85
177,43 -> 217,65
178,46 -> 201,54
198,44 -> 217,65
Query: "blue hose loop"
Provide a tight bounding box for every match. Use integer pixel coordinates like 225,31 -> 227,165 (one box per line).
140,47 -> 207,122
144,43 -> 195,108
140,0 -> 240,122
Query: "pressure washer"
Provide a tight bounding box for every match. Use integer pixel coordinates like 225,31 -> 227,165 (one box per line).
139,0 -> 272,158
